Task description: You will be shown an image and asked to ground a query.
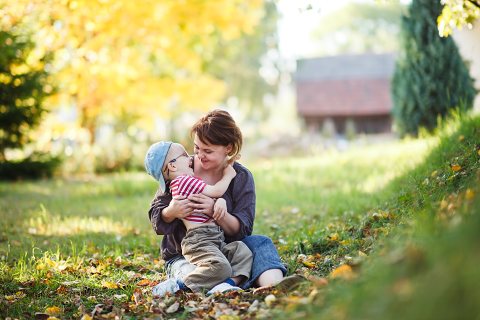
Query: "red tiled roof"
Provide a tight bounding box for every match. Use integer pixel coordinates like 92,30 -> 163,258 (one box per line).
296,78 -> 392,117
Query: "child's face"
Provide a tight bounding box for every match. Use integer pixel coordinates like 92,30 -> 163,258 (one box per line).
164,143 -> 193,176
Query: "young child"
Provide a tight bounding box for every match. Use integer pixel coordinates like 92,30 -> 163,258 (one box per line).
145,141 -> 253,296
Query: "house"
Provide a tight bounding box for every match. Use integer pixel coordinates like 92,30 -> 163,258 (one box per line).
453,23 -> 480,112
295,53 -> 396,134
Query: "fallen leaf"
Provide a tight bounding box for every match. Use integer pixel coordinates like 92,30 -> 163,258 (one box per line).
45,306 -> 62,316
136,279 -> 151,287
308,289 -> 319,302
102,281 -> 118,289
328,233 -> 339,241
56,285 -> 68,294
248,300 -> 259,312
451,164 -> 462,172
132,288 -> 143,305
218,315 -> 241,320
330,264 -> 355,280
265,294 -> 276,307
166,302 -> 179,313
465,188 -> 475,200
80,315 -> 93,320
302,261 -> 316,268
5,295 -> 16,301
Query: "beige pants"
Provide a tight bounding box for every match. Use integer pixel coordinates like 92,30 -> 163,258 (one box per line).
181,225 -> 252,292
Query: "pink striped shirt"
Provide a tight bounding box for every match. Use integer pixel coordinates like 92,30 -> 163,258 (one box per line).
170,175 -> 211,223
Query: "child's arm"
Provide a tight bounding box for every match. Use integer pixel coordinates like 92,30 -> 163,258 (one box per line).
201,165 -> 236,198
213,198 -> 227,221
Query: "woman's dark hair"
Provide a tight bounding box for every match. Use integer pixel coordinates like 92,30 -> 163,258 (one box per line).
191,109 -> 243,159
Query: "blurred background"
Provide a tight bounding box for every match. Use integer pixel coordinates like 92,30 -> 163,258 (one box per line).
0,0 -> 479,178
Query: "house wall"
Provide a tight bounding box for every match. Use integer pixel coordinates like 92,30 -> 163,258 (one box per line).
453,22 -> 480,112
305,115 -> 391,134
297,79 -> 392,117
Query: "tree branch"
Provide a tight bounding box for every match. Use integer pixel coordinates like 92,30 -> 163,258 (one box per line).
468,0 -> 480,9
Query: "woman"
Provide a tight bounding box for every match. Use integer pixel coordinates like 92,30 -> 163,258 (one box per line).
148,109 -> 298,292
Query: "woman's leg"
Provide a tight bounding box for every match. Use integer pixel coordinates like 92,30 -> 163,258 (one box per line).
256,268 -> 284,287
241,235 -> 287,289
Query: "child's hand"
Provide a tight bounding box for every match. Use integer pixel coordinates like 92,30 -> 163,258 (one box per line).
223,165 -> 236,179
213,198 -> 227,221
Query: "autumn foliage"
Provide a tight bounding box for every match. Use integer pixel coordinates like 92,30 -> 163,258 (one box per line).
0,0 -> 266,140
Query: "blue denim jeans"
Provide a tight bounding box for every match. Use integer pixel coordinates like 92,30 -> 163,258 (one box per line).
165,235 -> 287,289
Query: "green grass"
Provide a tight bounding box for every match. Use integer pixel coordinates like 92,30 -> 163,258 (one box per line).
0,116 -> 479,319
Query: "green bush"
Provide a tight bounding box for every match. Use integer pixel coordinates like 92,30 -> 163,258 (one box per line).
0,153 -> 61,180
391,0 -> 476,136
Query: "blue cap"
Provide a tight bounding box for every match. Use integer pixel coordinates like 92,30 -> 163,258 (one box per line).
145,141 -> 172,191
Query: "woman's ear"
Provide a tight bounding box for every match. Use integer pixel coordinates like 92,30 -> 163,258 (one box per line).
225,144 -> 233,155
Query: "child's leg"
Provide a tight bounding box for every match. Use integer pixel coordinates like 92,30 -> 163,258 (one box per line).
165,257 -> 195,280
221,241 -> 253,285
181,228 -> 232,291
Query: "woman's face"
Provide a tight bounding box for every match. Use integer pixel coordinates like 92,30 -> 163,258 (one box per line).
193,134 -> 230,171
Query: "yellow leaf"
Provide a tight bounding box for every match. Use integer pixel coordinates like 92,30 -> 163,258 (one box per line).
451,164 -> 462,172
302,261 -> 316,268
102,281 -> 118,289
328,233 -> 339,241
218,316 -> 241,320
330,264 -> 355,280
45,306 -> 62,316
36,263 -> 46,270
136,279 -> 151,287
465,188 -> 475,200
81,315 -> 93,320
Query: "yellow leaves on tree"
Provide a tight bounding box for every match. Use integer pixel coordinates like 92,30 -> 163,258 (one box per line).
1,0 -> 265,139
438,0 -> 480,37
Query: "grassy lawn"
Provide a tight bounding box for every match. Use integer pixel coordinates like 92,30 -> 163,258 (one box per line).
1,117 -> 479,319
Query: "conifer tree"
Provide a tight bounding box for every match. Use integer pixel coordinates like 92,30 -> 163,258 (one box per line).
0,27 -> 53,161
391,0 -> 476,136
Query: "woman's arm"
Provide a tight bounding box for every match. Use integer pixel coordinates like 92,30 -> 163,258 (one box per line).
222,166 -> 255,240
215,210 -> 241,235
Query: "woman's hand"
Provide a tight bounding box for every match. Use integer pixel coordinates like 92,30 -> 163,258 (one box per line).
187,193 -> 215,217
162,196 -> 194,222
